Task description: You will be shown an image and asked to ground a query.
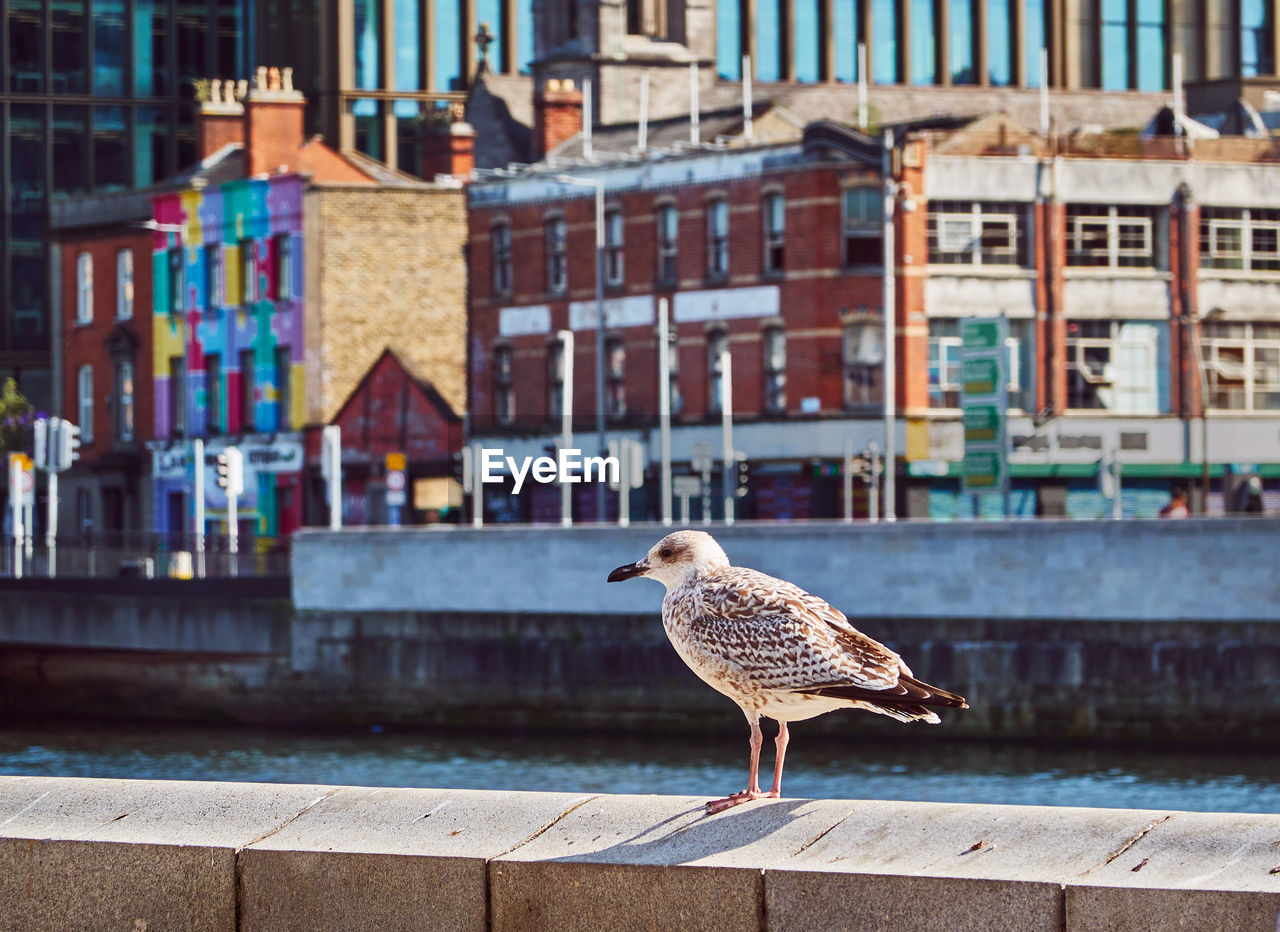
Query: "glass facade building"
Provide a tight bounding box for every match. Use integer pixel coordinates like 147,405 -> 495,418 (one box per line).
1,0 -> 255,409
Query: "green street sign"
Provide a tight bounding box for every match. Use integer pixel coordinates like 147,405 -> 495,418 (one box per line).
962,357 -> 1001,396
963,450 -> 1003,490
963,404 -> 1001,442
961,319 -> 1001,350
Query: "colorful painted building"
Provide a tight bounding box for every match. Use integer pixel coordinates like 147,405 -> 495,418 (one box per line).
147,67 -> 471,541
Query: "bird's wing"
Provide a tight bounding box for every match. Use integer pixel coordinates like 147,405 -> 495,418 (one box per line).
689,567 -> 905,693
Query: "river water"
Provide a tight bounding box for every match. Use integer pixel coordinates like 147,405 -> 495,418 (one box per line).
2,723 -> 1277,814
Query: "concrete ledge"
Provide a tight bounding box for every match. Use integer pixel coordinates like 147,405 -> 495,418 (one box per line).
2,777 -> 1278,931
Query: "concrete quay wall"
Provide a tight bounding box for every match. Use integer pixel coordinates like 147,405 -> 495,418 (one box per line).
2,776 -> 1278,932
291,518 -> 1280,622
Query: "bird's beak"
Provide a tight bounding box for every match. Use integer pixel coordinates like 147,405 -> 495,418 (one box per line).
607,561 -> 648,582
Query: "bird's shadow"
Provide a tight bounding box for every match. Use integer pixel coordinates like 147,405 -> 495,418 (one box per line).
541,797 -> 820,865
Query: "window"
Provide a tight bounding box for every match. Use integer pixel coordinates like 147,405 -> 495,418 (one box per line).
274,233 -> 293,300
1201,321 -> 1280,412
843,187 -> 882,267
275,348 -> 292,430
116,249 -> 133,319
1066,205 -> 1157,268
657,204 -> 679,284
169,247 -> 184,313
206,353 -> 222,434
666,330 -> 683,415
763,326 -> 786,412
1243,1 -> 1276,77
763,193 -> 785,273
78,364 -> 94,443
76,252 -> 93,323
545,217 -> 567,294
548,339 -> 565,419
240,239 -> 257,304
928,201 -> 1030,267
708,330 -> 728,414
843,320 -> 884,407
607,336 -> 626,418
170,356 -> 186,437
707,198 -> 729,279
604,209 -> 624,286
1200,207 -> 1280,273
1066,320 -> 1162,413
494,345 -> 514,423
928,318 -> 1032,410
114,359 -> 133,442
240,349 -> 255,431
492,223 -> 512,295
205,244 -> 222,309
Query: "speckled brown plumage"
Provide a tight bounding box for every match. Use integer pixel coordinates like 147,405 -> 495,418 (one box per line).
607,529 -> 968,812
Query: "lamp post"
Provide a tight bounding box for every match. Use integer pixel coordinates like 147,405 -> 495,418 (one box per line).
1189,307 -> 1223,512
554,174 -> 607,522
881,131 -> 899,521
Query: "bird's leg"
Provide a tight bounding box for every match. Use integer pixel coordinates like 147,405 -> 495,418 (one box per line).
707,718 -> 765,813
766,721 -> 789,799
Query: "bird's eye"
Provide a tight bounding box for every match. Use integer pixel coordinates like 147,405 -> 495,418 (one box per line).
660,548 -> 674,559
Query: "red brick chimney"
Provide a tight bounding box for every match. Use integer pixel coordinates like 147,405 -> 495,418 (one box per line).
422,105 -> 476,180
195,78 -> 245,160
244,66 -> 306,176
534,79 -> 584,159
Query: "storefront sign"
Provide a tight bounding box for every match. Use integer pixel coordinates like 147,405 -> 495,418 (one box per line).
961,318 -> 1009,496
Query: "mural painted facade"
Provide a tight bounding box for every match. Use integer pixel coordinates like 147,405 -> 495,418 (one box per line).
150,174 -> 307,541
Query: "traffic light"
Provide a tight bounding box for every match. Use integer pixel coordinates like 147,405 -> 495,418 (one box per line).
57,422 -> 81,472
33,418 -> 48,470
735,455 -> 750,498
215,447 -> 244,496
849,455 -> 871,481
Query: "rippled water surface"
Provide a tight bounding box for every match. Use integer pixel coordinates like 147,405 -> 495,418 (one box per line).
2,724 -> 1277,814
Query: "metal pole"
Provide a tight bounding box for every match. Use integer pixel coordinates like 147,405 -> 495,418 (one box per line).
857,43 -> 868,130
720,348 -> 734,525
882,129 -> 897,521
471,440 -> 485,528
638,73 -> 650,154
594,182 -> 607,523
228,481 -> 238,577
559,329 -> 574,527
325,425 -> 342,530
193,438 -> 205,579
9,455 -> 23,578
742,55 -> 753,140
583,78 -> 593,161
47,471 -> 57,578
658,298 -> 673,526
1111,445 -> 1123,521
689,62 -> 699,145
618,439 -> 631,528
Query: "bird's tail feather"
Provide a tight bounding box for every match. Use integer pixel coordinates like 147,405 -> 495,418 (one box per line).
797,673 -> 968,723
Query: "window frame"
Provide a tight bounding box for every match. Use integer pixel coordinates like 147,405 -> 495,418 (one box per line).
763,192 -> 785,274
1201,207 -> 1280,274
240,239 -> 257,305
1065,319 -> 1161,413
1201,321 -> 1280,412
842,186 -> 882,268
707,198 -> 729,280
170,355 -> 186,438
114,358 -> 134,442
656,203 -> 679,285
927,318 -> 1029,410
240,348 -> 256,432
116,248 -> 133,320
606,334 -> 626,419
604,208 -> 625,287
927,200 -> 1030,267
763,325 -> 786,413
205,244 -> 223,310
76,251 -> 93,324
494,344 -> 515,424
77,364 -> 94,443
274,233 -> 293,300
205,353 -> 222,435
1065,205 -> 1156,268
547,338 -> 565,420
492,222 -> 512,296
545,216 -> 567,295
275,347 -> 292,430
842,319 -> 884,409
169,247 -> 184,313
707,330 -> 728,414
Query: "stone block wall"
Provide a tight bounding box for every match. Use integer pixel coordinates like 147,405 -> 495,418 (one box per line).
306,185 -> 468,424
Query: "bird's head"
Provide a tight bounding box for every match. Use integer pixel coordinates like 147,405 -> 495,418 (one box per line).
607,530 -> 729,590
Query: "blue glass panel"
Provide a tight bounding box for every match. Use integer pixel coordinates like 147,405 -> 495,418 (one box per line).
8,0 -> 43,92
1136,0 -> 1164,90
94,0 -> 126,94
950,0 -> 973,83
873,0 -> 898,83
756,0 -> 781,81
52,0 -> 87,93
355,0 -> 381,91
395,0 -> 421,116
93,107 -> 128,192
132,0 -> 164,96
987,0 -> 1011,85
1023,0 -> 1044,86
833,0 -> 857,82
476,0 -> 503,74
134,107 -> 169,187
434,0 -> 463,90
717,0 -> 742,79
795,0 -> 819,81
911,0 -> 935,84
518,0 -> 535,73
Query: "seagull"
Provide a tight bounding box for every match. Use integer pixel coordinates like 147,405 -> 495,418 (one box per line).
607,529 -> 968,813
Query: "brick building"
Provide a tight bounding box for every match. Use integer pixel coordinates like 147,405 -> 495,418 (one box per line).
146,68 -> 472,540
467,103 -> 1280,521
